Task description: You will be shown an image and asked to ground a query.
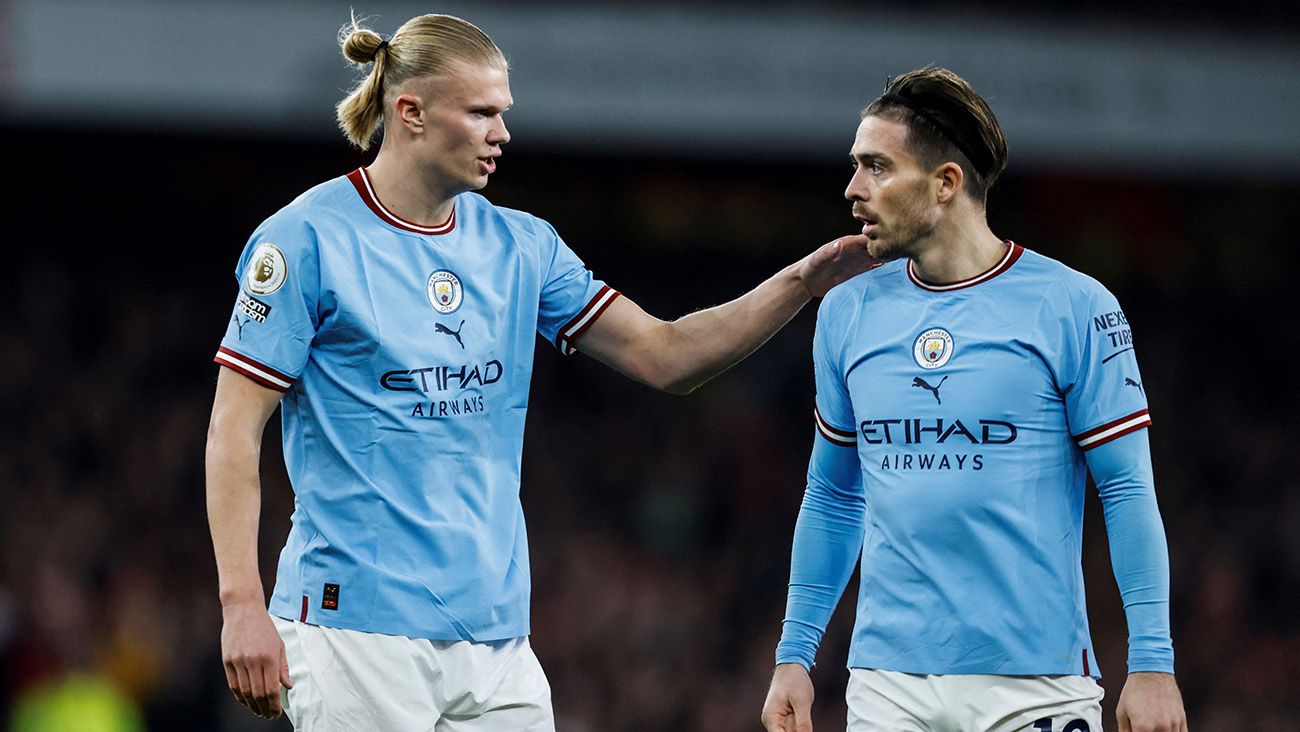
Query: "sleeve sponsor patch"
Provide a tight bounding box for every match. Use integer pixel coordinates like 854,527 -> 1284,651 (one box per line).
1092,308 -> 1135,364
236,290 -> 273,323
245,242 -> 288,295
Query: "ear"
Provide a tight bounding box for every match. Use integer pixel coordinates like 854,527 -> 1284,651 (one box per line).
934,162 -> 964,204
393,93 -> 425,134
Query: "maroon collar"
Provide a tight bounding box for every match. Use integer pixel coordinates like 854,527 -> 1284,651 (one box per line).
347,167 -> 456,235
907,241 -> 1023,292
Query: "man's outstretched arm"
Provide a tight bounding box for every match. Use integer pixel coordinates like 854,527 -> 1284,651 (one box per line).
576,234 -> 874,394
206,367 -> 294,720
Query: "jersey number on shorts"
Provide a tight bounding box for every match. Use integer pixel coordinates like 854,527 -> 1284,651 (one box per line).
1033,720 -> 1090,732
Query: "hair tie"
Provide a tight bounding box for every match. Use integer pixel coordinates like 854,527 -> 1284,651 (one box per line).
880,93 -> 990,177
373,39 -> 389,61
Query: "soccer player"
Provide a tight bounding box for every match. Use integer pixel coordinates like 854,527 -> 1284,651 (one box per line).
204,13 -> 872,730
760,68 -> 1188,732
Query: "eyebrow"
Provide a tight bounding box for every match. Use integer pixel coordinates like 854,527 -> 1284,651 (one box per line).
851,151 -> 892,166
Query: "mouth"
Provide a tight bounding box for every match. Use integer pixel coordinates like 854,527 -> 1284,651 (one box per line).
477,155 -> 498,175
854,213 -> 879,237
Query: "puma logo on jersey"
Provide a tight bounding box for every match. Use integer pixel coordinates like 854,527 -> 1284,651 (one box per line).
912,375 -> 948,404
1124,377 -> 1143,394
435,320 -> 466,349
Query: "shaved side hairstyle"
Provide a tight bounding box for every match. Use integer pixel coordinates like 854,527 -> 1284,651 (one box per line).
864,67 -> 1008,203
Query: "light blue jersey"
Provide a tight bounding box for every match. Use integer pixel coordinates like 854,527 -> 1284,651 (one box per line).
214,168 -> 618,642
778,243 -> 1173,677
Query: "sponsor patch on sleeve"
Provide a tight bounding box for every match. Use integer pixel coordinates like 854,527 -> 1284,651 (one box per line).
236,290 -> 273,323
246,242 -> 287,295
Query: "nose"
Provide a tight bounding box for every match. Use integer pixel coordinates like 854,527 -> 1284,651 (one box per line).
490,115 -> 510,146
844,168 -> 868,202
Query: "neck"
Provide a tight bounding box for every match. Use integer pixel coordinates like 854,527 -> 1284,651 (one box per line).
365,147 -> 457,226
909,205 -> 1004,284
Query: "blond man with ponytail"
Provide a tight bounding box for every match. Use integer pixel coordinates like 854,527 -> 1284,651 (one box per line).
206,12 -> 873,730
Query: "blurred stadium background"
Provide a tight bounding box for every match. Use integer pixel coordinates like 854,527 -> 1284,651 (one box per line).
2,1 -> 1298,729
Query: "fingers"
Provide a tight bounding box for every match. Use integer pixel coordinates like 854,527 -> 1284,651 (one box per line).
228,659 -> 254,712
225,653 -> 286,719
261,657 -> 284,718
223,660 -> 246,709
792,694 -> 814,732
761,695 -> 814,732
760,700 -> 786,732
249,658 -> 273,717
280,643 -> 294,689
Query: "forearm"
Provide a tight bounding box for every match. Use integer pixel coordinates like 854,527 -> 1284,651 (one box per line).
576,236 -> 874,393
206,428 -> 268,607
776,439 -> 865,669
644,263 -> 809,393
1089,431 -> 1174,673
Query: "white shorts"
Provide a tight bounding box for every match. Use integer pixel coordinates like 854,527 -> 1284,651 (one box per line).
846,668 -> 1103,732
273,617 -> 554,732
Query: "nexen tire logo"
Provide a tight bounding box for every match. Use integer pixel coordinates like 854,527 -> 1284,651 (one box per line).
380,361 -> 503,392
860,418 -> 1017,445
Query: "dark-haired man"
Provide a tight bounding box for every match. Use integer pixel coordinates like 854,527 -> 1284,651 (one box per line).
760,68 -> 1187,732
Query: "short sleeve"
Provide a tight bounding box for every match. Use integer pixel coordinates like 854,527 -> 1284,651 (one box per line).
1060,280 -> 1151,451
213,215 -> 321,391
811,297 -> 857,448
534,225 -> 620,356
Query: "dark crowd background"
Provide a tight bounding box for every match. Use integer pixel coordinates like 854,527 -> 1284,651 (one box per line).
0,110 -> 1297,732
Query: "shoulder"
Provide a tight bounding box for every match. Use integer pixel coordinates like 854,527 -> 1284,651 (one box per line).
1014,245 -> 1119,310
459,193 -> 561,243
815,259 -> 902,360
251,175 -> 356,251
819,259 -> 904,322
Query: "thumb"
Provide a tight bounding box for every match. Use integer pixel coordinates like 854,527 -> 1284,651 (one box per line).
279,644 -> 293,689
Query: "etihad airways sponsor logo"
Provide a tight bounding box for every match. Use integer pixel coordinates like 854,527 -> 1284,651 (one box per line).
859,417 -> 1018,445
380,360 -> 503,393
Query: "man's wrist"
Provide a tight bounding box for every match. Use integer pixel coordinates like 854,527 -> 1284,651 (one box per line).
1128,670 -> 1176,678
785,259 -> 818,301
219,588 -> 266,608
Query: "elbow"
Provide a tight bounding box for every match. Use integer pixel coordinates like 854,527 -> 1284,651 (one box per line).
205,413 -> 257,465
649,365 -> 711,395
623,348 -> 701,395
205,414 -> 235,455
659,374 -> 702,396
618,322 -> 710,395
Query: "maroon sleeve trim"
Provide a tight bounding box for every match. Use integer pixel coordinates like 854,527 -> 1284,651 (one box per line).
814,406 -> 857,447
1074,409 -> 1151,451
213,346 -> 294,392
556,285 -> 622,356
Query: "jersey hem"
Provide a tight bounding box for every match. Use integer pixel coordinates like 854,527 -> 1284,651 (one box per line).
556,285 -> 621,355
268,609 -> 532,644
846,660 -> 1101,679
214,346 -> 294,391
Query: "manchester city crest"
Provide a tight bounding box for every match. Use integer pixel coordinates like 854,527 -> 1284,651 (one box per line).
913,327 -> 954,369
426,270 -> 464,314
